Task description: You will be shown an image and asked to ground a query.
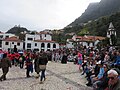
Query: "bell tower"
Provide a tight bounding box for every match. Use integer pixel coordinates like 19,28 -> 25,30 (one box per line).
107,22 -> 117,45
107,22 -> 116,38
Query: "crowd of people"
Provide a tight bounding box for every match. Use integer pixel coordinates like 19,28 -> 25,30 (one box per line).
0,45 -> 120,90
50,46 -> 120,90
73,46 -> 120,90
0,50 -> 49,84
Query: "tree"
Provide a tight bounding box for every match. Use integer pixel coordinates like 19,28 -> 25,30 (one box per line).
78,28 -> 89,36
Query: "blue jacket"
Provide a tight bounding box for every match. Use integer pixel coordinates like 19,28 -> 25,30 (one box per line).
115,56 -> 120,65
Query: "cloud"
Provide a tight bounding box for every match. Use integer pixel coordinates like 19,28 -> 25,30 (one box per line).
0,0 -> 100,32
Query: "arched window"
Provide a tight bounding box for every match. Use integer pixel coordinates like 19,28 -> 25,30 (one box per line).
53,43 -> 56,48
47,43 -> 50,48
41,43 -> 45,48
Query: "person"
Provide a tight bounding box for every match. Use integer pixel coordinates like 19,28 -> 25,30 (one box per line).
13,45 -> 17,53
92,61 -> 104,83
34,52 -> 40,78
93,64 -> 109,90
25,54 -> 33,77
77,51 -> 83,71
86,60 -> 104,86
19,55 -> 25,69
0,53 -> 11,81
113,50 -> 120,69
107,69 -> 120,90
38,52 -> 48,84
61,52 -> 67,64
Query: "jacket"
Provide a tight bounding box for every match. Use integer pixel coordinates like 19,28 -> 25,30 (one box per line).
39,55 -> 48,65
0,57 -> 11,68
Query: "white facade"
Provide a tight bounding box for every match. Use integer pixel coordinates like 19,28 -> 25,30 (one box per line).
2,41 -> 23,51
0,32 -> 59,51
2,36 -> 23,51
66,35 -> 104,48
67,41 -> 99,48
40,33 -> 52,40
0,33 -> 15,39
33,41 -> 59,51
78,42 -> 94,47
25,33 -> 59,51
66,39 -> 74,48
0,33 -> 15,50
25,33 -> 52,41
66,42 -> 74,48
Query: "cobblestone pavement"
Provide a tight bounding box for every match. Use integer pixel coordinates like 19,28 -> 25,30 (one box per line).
0,61 -> 92,90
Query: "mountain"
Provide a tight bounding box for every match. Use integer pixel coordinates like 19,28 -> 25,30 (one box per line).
69,0 -> 120,26
6,25 -> 29,35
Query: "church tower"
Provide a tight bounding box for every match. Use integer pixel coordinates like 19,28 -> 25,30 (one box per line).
107,22 -> 116,38
107,22 -> 117,45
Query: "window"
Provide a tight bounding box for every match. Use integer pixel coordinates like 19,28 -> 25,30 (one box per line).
12,42 -> 14,44
17,43 -> 20,46
5,36 -> 9,38
35,43 -> 37,46
27,38 -> 33,40
47,43 -> 50,48
27,43 -> 31,48
53,44 -> 56,48
5,42 -> 9,45
45,34 -> 46,37
0,35 -> 3,38
47,49 -> 50,51
41,43 -> 45,48
41,49 -> 44,51
34,49 -> 39,51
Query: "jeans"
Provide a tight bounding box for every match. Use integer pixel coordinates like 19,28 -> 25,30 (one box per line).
40,69 -> 45,81
26,66 -> 30,77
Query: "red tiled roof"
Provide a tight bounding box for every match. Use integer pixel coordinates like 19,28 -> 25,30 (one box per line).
3,36 -> 22,42
38,31 -> 50,35
75,36 -> 105,42
34,40 -> 56,43
0,32 -> 4,34
75,36 -> 82,39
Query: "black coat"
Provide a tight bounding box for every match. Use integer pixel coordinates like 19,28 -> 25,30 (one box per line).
61,55 -> 67,64
39,56 -> 48,65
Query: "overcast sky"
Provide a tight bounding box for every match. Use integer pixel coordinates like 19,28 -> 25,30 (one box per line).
0,0 -> 101,32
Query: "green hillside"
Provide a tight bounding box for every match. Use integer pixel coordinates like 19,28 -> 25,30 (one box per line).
69,0 -> 120,26
64,12 -> 120,36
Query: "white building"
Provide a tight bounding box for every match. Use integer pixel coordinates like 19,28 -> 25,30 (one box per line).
0,33 -> 15,50
66,35 -> 105,48
2,36 -> 23,51
33,40 -> 59,51
25,32 -> 59,51
66,39 -> 74,48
